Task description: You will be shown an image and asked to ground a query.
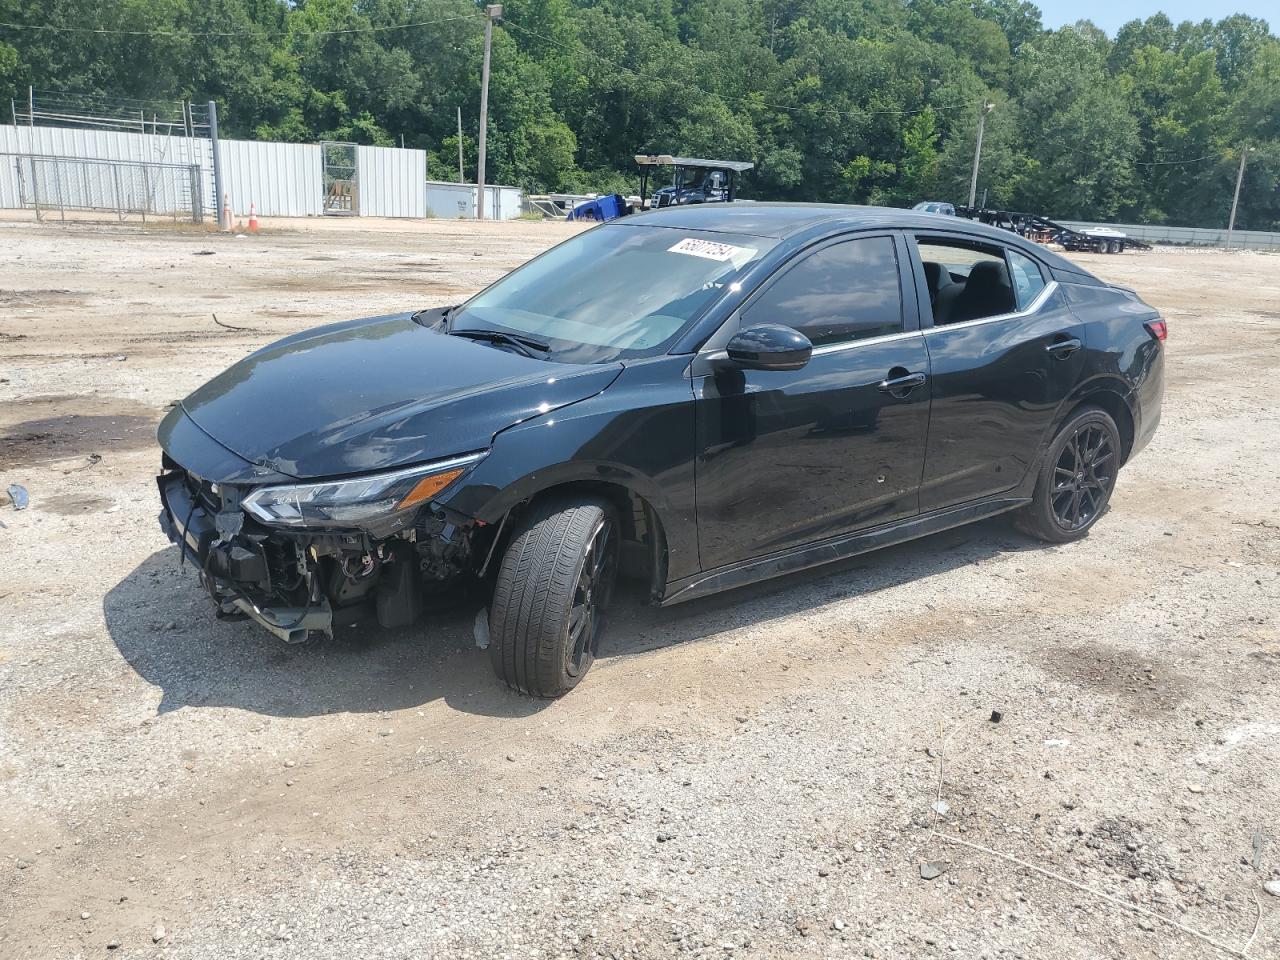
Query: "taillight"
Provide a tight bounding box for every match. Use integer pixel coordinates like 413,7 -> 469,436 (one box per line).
1145,319 -> 1167,342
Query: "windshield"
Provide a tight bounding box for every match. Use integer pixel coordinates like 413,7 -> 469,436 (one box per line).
674,167 -> 706,189
449,224 -> 776,364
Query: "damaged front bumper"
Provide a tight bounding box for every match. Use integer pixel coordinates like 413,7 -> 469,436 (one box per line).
157,454 -> 486,645
158,470 -> 335,644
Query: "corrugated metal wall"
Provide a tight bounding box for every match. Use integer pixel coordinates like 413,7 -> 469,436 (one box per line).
218,138 -> 322,217
1,125 -> 434,221
0,124 -> 210,211
0,124 -> 208,166
357,144 -> 427,218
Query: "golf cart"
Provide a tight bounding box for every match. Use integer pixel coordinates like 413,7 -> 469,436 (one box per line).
563,154 -> 754,222
638,154 -> 753,209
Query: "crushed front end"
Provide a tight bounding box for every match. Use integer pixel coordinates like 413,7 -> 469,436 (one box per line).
158,465 -> 335,642
157,441 -> 489,645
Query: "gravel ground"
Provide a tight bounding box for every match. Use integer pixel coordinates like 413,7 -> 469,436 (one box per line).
0,216 -> 1277,960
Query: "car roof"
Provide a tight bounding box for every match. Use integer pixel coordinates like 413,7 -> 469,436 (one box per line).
623,202 -> 1093,276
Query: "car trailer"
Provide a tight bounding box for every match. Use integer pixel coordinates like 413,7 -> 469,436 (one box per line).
956,206 -> 1151,254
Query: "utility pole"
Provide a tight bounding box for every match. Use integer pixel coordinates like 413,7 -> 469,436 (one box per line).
968,101 -> 994,209
457,107 -> 465,184
1225,144 -> 1253,250
208,101 -> 226,230
476,4 -> 502,220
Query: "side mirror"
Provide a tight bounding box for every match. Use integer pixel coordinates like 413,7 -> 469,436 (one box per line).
726,323 -> 813,372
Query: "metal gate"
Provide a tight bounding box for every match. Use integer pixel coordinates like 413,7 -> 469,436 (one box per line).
321,141 -> 358,215
6,152 -> 204,222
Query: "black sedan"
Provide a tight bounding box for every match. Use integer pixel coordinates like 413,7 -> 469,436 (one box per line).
157,204 -> 1165,696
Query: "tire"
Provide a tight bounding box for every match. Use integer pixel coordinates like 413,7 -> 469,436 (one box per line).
1014,406 -> 1121,544
488,498 -> 619,697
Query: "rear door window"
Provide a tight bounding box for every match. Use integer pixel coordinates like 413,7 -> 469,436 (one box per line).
913,237 -> 1015,326
743,236 -> 904,347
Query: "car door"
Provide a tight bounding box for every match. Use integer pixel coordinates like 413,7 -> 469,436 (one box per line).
692,232 -> 932,571
907,232 -> 1086,513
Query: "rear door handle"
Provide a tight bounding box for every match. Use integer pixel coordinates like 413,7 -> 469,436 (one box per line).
877,371 -> 927,395
1045,336 -> 1082,359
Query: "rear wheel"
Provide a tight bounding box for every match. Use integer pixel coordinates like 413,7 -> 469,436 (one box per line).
1015,407 -> 1121,543
488,498 -> 618,697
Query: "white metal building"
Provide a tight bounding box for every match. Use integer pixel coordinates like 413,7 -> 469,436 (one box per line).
425,180 -> 523,219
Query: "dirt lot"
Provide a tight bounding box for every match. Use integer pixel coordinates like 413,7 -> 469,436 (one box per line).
1,215 -> 1277,960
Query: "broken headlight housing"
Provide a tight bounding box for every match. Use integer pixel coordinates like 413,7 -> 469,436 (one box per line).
241,451 -> 486,529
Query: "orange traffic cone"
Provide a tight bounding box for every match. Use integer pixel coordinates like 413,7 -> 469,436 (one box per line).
221,192 -> 232,232
248,202 -> 259,233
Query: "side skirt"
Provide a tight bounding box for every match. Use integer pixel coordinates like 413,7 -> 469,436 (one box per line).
660,496 -> 1030,607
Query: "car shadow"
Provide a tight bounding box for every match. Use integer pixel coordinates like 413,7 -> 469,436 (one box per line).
105,517 -> 1043,719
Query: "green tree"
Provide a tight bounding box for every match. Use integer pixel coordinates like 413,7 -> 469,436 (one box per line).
0,0 -> 1275,227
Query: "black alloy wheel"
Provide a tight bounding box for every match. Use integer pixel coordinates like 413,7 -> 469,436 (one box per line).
1015,406 -> 1122,544
565,516 -> 617,678
1050,422 -> 1116,532
489,498 -> 619,697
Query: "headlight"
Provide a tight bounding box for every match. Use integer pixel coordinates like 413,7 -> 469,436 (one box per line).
241,451 -> 486,529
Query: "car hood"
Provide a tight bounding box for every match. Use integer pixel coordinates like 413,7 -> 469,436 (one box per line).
179,312 -> 622,479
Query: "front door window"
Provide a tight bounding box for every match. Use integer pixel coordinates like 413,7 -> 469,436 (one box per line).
743,236 -> 904,346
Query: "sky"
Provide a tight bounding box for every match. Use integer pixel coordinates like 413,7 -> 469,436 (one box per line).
1034,0 -> 1275,35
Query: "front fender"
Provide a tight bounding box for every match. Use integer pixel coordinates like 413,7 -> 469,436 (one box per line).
438,356 -> 700,581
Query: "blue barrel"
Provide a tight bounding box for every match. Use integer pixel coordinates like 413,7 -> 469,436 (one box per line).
566,193 -> 627,222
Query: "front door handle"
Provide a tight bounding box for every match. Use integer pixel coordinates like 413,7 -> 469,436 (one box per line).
1045,336 -> 1082,359
877,371 -> 927,396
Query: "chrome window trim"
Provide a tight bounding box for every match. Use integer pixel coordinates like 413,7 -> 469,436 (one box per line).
806,280 -> 1059,356
921,280 -> 1059,336
810,328 -> 925,356
695,280 -> 1059,365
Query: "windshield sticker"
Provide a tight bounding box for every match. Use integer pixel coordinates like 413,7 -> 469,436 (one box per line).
668,237 -> 755,263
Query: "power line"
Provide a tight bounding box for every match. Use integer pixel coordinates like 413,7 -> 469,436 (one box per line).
1134,153 -> 1218,166
501,18 -> 979,124
0,14 -> 482,39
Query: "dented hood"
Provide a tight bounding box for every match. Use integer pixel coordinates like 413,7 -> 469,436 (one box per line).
179,313 -> 622,479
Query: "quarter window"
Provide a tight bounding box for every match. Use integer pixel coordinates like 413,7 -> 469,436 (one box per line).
743,236 -> 903,347
1008,249 -> 1047,309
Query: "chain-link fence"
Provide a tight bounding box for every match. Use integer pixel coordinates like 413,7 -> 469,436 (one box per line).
321,141 -> 359,215
4,153 -> 205,223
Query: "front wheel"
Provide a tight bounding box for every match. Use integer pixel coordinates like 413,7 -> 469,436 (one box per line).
1015,407 -> 1121,544
488,498 -> 618,697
